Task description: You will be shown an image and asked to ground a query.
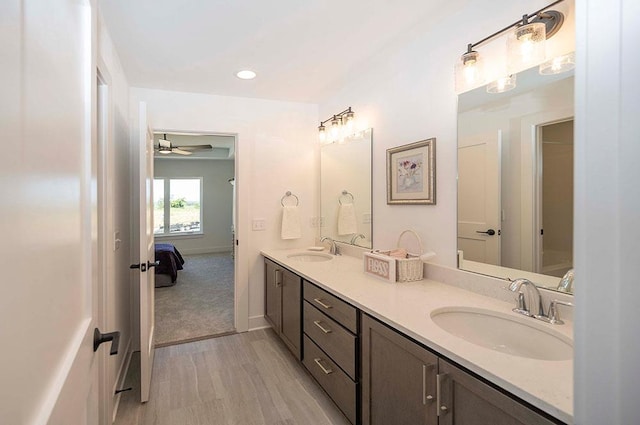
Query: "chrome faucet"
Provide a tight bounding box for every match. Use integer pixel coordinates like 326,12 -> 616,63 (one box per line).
320,236 -> 340,255
508,278 -> 545,317
556,269 -> 574,293
350,233 -> 365,245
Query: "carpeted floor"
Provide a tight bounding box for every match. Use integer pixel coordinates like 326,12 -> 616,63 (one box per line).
154,252 -> 235,346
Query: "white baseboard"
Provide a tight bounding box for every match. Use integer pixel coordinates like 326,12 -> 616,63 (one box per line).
180,246 -> 233,255
248,315 -> 270,331
111,337 -> 132,423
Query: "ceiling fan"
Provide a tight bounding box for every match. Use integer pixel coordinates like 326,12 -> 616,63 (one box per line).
155,134 -> 213,156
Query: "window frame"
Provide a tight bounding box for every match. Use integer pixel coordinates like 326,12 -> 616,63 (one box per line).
153,176 -> 204,238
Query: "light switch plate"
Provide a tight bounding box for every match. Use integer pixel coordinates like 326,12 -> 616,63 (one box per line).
252,219 -> 266,231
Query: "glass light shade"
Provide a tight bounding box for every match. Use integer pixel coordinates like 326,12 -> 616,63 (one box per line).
487,74 -> 517,94
318,124 -> 327,142
507,22 -> 546,73
455,50 -> 484,93
539,52 -> 575,75
330,117 -> 341,141
343,111 -> 355,136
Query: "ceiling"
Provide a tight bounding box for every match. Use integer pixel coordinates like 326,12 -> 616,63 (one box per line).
100,0 -> 445,103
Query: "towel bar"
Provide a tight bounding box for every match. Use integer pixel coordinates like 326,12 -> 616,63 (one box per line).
281,191 -> 300,207
339,190 -> 355,205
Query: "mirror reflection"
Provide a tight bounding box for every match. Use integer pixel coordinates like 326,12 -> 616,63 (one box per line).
457,65 -> 574,293
320,129 -> 373,248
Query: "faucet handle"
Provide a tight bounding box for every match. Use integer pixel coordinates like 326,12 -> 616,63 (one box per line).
546,299 -> 574,325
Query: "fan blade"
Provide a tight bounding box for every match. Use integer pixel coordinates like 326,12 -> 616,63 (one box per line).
175,144 -> 213,151
171,148 -> 193,155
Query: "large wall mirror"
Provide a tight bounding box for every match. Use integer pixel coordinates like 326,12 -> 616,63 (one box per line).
320,129 -> 373,248
457,64 -> 574,293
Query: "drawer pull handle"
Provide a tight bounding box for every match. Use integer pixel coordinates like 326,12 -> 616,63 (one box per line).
313,320 -> 332,334
313,298 -> 332,309
314,358 -> 333,375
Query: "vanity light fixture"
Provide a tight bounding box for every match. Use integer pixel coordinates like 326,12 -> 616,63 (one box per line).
317,107 -> 356,143
454,0 -> 566,94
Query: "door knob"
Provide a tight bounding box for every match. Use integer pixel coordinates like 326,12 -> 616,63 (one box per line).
476,229 -> 496,236
130,262 -> 147,272
93,328 -> 120,355
147,261 -> 160,268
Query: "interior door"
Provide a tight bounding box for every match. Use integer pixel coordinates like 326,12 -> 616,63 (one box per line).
457,131 -> 501,265
137,102 -> 156,402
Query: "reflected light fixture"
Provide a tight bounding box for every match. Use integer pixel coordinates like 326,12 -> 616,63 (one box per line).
539,51 -> 575,75
454,0 -> 566,94
317,107 -> 356,143
486,74 -> 517,94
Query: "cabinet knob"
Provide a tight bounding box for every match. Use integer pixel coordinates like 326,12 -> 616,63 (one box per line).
426,395 -> 434,401
440,405 -> 448,412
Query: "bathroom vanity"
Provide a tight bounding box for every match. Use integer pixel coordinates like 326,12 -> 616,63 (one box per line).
262,249 -> 572,425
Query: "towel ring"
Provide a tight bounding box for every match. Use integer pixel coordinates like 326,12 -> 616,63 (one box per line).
281,191 -> 299,207
339,190 -> 354,205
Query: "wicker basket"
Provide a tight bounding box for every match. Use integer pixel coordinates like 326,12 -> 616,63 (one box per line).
367,230 -> 424,282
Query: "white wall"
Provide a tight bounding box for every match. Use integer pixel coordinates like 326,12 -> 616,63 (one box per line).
130,88 -> 318,330
318,0 -> 574,266
574,0 -> 640,423
154,158 -> 235,254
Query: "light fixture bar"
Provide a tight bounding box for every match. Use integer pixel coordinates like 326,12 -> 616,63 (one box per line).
317,107 -> 356,143
466,0 -> 564,51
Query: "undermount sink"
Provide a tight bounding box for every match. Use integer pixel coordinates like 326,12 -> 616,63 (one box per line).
430,307 -> 573,361
286,252 -> 333,262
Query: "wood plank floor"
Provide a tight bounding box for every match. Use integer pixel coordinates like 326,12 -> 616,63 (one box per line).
114,329 -> 351,425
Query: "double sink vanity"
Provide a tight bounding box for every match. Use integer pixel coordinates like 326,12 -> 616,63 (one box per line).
262,248 -> 573,425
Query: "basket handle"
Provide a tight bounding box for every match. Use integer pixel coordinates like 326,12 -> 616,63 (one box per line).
397,230 -> 424,256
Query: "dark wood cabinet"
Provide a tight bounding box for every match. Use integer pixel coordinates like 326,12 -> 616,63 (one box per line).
362,313 -> 438,425
302,281 -> 359,424
437,359 -> 556,425
362,313 -> 559,425
264,259 -> 281,331
264,258 -> 301,359
264,257 -> 564,425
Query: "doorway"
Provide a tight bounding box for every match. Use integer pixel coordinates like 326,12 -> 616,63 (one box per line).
536,119 -> 574,277
151,132 -> 237,346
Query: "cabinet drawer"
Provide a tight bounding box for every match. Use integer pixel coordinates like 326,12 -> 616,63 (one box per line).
303,301 -> 357,380
304,281 -> 358,333
303,335 -> 357,424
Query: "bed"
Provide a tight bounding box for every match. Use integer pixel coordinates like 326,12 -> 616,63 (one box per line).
154,243 -> 185,287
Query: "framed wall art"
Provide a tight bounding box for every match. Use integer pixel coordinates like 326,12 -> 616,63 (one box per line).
386,138 -> 436,205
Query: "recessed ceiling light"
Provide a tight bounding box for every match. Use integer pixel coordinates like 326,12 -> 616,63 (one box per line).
236,70 -> 256,80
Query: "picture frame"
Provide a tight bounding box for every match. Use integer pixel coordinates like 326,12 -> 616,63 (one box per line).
386,138 -> 436,205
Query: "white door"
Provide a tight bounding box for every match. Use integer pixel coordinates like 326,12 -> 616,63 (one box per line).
136,102 -> 156,402
457,131 -> 502,265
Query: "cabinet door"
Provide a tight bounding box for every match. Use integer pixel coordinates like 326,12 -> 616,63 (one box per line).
280,269 -> 302,359
264,259 -> 282,332
362,314 -> 438,425
438,359 -> 556,425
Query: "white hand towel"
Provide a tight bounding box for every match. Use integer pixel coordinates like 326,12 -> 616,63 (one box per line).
337,203 -> 357,235
281,205 -> 302,240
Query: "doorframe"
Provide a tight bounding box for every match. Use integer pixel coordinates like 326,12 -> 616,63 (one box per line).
520,108 -> 573,272
533,117 -> 574,273
150,129 -> 247,333
96,63 -> 112,424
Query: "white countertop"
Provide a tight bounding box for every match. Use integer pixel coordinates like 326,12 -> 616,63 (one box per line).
261,248 -> 573,424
